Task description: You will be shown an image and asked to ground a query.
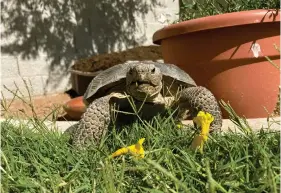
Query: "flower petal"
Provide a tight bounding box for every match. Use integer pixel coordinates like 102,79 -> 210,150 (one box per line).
111,138 -> 145,159
191,111 -> 214,153
111,147 -> 129,158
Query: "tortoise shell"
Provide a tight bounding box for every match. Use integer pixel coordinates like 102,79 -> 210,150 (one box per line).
83,61 -> 197,103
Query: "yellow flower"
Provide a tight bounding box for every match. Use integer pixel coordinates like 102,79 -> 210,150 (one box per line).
191,111 -> 214,153
176,124 -> 183,129
111,138 -> 145,158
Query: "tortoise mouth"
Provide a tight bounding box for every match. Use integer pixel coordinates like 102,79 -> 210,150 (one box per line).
131,80 -> 157,87
128,81 -> 161,100
130,81 -> 154,92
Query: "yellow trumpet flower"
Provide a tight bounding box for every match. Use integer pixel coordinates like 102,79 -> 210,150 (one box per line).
111,138 -> 145,158
191,111 -> 214,153
176,124 -> 183,129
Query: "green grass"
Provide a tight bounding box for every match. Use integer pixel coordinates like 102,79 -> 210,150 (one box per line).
1,104 -> 280,193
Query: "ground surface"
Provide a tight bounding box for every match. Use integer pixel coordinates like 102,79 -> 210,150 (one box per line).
1,93 -> 71,120
2,92 -> 279,122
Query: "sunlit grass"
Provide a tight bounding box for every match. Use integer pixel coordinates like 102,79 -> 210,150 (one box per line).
1,107 -> 280,192
1,78 -> 280,193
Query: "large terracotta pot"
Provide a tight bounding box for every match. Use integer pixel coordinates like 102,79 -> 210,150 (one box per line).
153,9 -> 280,118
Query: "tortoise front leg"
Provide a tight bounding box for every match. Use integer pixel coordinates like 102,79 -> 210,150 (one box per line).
70,95 -> 112,147
177,86 -> 222,132
69,92 -> 128,147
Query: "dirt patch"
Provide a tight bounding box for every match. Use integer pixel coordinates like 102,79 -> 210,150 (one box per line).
1,94 -> 71,120
2,92 -> 279,121
72,45 -> 162,72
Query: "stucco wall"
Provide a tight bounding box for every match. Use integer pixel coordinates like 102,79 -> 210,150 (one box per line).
1,0 -> 179,99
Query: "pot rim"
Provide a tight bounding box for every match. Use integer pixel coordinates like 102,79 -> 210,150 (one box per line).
153,9 -> 280,44
69,66 -> 103,77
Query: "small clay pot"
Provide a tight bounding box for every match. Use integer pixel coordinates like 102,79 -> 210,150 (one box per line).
63,96 -> 86,120
153,9 -> 280,118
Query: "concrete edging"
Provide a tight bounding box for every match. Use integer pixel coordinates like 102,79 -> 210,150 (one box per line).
1,117 -> 280,133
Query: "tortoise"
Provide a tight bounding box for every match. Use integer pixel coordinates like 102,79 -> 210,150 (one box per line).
69,61 -> 222,146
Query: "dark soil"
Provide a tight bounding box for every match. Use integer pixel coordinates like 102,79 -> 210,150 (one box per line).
71,45 -> 163,72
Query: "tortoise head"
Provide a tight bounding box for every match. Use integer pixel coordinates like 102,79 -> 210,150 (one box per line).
126,63 -> 162,101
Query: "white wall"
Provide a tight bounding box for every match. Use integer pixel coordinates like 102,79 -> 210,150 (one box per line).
1,0 -> 179,99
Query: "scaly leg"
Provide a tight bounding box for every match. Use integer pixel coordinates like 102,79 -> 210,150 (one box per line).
71,95 -> 112,147
177,86 -> 222,131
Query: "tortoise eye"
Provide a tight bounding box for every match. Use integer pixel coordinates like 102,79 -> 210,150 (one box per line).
151,68 -> 156,73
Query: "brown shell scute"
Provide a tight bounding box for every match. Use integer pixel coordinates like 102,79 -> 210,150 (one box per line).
84,61 -> 197,102
154,63 -> 196,87
84,61 -> 137,100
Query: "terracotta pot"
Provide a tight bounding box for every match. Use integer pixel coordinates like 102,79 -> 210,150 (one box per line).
63,96 -> 86,120
153,9 -> 280,118
70,67 -> 102,95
